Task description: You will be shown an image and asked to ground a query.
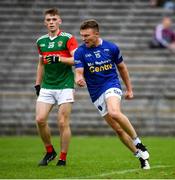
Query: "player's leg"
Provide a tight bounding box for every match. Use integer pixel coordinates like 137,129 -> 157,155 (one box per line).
55,88 -> 74,166
104,114 -> 137,153
36,101 -> 57,166
35,88 -> 57,166
106,96 -> 149,155
105,95 -> 150,169
106,96 -> 137,139
94,89 -> 137,139
56,102 -> 72,166
36,102 -> 53,145
104,114 -> 150,169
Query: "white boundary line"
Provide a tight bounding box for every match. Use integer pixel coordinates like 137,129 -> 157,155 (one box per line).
70,165 -> 173,179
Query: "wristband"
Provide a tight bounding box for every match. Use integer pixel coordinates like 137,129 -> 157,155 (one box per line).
34,84 -> 40,96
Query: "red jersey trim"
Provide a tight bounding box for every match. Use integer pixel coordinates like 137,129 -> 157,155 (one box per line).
67,36 -> 78,52
42,50 -> 72,57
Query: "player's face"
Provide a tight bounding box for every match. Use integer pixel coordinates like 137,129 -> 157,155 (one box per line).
80,28 -> 99,48
44,14 -> 62,33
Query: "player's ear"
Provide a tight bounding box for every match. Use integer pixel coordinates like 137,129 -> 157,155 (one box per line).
58,18 -> 62,25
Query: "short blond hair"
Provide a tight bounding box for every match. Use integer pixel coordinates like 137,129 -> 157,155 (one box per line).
80,19 -> 99,32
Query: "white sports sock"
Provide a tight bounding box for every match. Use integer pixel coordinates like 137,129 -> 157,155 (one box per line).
133,137 -> 141,146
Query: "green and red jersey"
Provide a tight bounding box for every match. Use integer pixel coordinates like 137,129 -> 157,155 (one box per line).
36,31 -> 78,89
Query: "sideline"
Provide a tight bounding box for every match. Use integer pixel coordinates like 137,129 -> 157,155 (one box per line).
70,165 -> 173,179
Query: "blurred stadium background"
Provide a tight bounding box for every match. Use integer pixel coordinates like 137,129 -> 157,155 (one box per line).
0,0 -> 175,136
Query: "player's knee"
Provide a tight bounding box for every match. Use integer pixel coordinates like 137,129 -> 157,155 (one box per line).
108,110 -> 122,121
115,128 -> 124,137
58,120 -> 65,129
59,121 -> 64,128
36,116 -> 46,127
59,120 -> 70,130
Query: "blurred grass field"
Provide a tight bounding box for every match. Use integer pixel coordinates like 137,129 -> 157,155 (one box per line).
0,136 -> 174,179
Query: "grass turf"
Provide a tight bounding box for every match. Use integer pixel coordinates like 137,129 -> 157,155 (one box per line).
0,136 -> 174,179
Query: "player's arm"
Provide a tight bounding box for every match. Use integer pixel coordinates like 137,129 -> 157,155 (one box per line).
34,57 -> 44,96
56,36 -> 78,65
74,46 -> 85,87
60,36 -> 78,65
45,50 -> 76,66
45,38 -> 78,65
35,57 -> 44,85
75,67 -> 86,87
117,61 -> 133,99
59,49 -> 77,65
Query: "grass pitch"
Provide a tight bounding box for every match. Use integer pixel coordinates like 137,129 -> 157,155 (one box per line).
0,136 -> 174,179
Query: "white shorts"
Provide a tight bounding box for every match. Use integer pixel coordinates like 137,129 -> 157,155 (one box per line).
93,88 -> 122,117
37,88 -> 74,105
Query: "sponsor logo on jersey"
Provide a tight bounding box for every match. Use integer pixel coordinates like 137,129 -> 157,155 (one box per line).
97,105 -> 103,111
95,60 -> 111,65
87,62 -> 94,66
89,63 -> 112,73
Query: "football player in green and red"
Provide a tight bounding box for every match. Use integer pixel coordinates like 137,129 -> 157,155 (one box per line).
35,8 -> 78,166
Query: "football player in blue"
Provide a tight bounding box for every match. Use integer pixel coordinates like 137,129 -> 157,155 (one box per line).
74,19 -> 150,169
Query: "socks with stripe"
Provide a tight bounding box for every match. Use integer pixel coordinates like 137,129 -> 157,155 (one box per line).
59,152 -> 67,161
46,145 -> 54,153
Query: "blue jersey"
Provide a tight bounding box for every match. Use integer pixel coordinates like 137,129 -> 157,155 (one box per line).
74,39 -> 123,102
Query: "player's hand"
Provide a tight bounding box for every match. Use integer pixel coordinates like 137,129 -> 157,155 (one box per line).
125,90 -> 134,100
45,55 -> 60,64
34,84 -> 40,96
76,78 -> 86,87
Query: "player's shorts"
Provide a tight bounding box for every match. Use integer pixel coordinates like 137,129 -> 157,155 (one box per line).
93,88 -> 122,117
37,88 -> 74,105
